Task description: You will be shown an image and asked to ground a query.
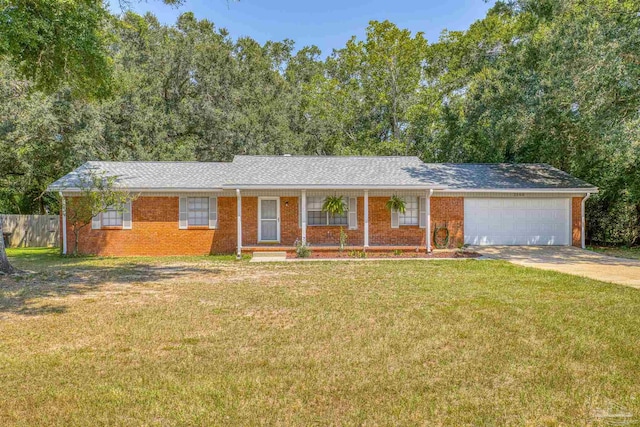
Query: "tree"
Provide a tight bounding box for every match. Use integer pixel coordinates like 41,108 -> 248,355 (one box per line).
64,170 -> 134,255
0,216 -> 16,274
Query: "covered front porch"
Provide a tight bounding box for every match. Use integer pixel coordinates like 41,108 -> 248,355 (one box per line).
233,189 -> 438,258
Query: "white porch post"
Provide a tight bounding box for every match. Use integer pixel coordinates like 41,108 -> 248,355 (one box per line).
301,190 -> 307,244
364,190 -> 369,248
236,189 -> 242,259
60,192 -> 67,255
426,189 -> 433,253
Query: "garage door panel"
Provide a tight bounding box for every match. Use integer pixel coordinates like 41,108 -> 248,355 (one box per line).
464,198 -> 570,246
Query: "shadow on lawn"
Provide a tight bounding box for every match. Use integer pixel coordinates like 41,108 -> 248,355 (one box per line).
0,263 -> 222,318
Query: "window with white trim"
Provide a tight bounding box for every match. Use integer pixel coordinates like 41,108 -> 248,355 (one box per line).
187,197 -> 209,226
399,196 -> 419,226
102,205 -> 123,227
307,196 -> 348,226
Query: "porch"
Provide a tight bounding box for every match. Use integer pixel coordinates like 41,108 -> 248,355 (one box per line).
234,189 -> 439,258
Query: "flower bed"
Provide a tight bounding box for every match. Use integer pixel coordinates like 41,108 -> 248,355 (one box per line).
287,250 -> 480,259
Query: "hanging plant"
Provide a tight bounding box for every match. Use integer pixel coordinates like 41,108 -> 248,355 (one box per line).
385,195 -> 406,213
322,196 -> 347,250
322,196 -> 346,216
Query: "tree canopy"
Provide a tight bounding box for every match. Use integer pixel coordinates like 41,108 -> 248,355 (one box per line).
1,0 -> 639,245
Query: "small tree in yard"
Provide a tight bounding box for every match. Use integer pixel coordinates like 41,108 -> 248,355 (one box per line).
322,196 -> 348,251
64,171 -> 133,256
0,216 -> 16,274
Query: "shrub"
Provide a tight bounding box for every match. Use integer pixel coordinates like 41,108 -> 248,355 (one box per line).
295,239 -> 311,258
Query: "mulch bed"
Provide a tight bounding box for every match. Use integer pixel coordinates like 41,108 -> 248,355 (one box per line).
287,250 -> 481,259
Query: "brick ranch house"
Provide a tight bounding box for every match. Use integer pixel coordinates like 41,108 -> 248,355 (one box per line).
48,156 -> 598,256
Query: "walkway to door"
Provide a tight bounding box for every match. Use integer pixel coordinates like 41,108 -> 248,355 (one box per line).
474,246 -> 640,289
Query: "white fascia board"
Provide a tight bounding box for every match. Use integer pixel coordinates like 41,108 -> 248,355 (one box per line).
438,188 -> 599,194
54,187 -> 224,193
224,185 -> 447,190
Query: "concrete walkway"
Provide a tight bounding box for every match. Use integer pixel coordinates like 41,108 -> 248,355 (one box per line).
473,246 -> 640,289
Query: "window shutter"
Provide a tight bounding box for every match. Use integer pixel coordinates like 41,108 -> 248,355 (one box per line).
298,197 -> 301,228
179,197 -> 188,229
209,197 -> 218,229
391,209 -> 399,229
419,197 -> 426,228
348,197 -> 357,230
122,199 -> 133,230
91,213 -> 101,230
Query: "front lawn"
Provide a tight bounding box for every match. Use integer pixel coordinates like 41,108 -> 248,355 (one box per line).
589,245 -> 640,261
1,248 -> 639,425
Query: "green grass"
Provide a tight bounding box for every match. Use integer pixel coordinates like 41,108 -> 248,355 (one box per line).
589,245 -> 640,261
1,249 -> 640,425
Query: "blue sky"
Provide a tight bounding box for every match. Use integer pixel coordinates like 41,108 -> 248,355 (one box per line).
113,0 -> 495,57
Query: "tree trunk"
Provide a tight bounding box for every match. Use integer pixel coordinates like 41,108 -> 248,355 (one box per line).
0,217 -> 16,274
73,228 -> 80,256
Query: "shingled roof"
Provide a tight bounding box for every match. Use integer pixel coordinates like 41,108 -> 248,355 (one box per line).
47,156 -> 597,192
228,155 -> 442,188
48,161 -> 232,191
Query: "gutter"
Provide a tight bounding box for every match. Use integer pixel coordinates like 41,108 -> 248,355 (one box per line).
49,187 -> 224,193
581,193 -> 591,249
440,188 -> 599,194
223,185 -> 447,190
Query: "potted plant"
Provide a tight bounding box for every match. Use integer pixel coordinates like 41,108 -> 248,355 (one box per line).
385,194 -> 406,213
322,196 -> 348,251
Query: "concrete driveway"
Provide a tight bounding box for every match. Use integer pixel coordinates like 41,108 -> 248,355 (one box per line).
473,246 -> 640,288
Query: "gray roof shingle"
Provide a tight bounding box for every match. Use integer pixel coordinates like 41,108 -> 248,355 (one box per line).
416,163 -> 596,190
228,155 -> 441,187
47,156 -> 597,192
48,161 -> 232,191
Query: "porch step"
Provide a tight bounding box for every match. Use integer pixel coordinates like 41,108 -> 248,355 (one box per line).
250,251 -> 288,262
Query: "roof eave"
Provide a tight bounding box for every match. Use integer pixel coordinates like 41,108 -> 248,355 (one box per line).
51,186 -> 224,193
225,184 -> 446,190
439,187 -> 599,193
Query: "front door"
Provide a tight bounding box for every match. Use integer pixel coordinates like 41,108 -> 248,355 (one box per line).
259,197 -> 280,242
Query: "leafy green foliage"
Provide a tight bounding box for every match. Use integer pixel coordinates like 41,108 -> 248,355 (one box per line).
65,171 -> 134,255
385,195 -> 406,214
0,4 -> 638,244
321,196 -> 346,216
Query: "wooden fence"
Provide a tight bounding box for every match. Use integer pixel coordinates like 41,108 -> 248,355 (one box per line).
0,215 -> 60,248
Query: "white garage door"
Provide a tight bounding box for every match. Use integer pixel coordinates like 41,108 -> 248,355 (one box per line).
464,198 -> 571,246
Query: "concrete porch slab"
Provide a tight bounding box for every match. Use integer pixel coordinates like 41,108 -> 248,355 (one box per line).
250,251 -> 288,263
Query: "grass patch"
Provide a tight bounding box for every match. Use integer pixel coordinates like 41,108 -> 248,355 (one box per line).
589,245 -> 640,261
1,251 -> 639,425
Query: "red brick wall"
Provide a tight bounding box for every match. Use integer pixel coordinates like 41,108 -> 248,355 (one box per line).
572,197 -> 582,247
65,196 -> 237,256
306,197 -> 364,245
63,194 -> 469,255
431,197 -> 464,249
369,197 -> 426,247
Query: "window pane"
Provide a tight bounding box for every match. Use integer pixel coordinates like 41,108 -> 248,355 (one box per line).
188,197 -> 209,226
307,197 -> 323,211
102,206 -> 123,227
308,210 -> 325,225
399,196 -> 419,226
328,213 -> 348,225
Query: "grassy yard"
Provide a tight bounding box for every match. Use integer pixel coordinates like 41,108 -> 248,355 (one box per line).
1,248 -> 640,426
589,245 -> 640,261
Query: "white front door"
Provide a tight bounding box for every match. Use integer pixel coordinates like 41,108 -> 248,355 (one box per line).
464,198 -> 571,246
258,197 -> 280,242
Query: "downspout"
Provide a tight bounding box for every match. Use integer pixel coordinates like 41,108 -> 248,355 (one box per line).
236,189 -> 242,259
426,189 -> 433,253
59,192 -> 67,255
581,193 -> 591,249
